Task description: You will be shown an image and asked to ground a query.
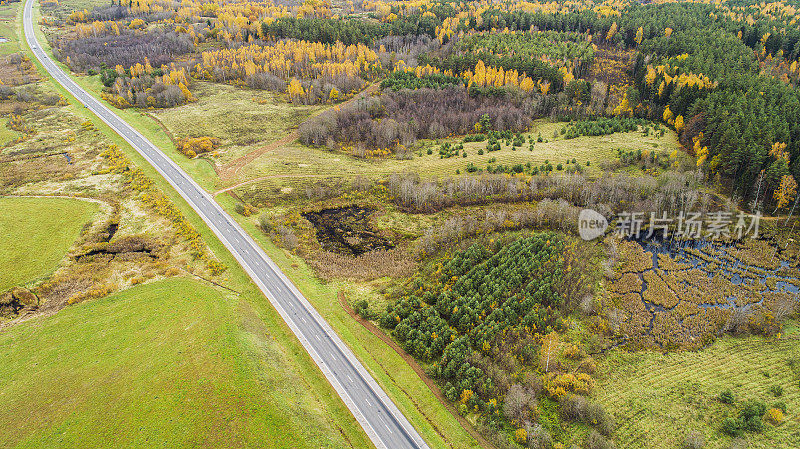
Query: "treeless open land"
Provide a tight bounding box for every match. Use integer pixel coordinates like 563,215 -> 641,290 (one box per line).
0,278 -> 373,448
594,320 -> 800,449
0,196 -> 97,291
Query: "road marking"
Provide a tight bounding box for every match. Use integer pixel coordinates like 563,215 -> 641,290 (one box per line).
378,416 -> 393,434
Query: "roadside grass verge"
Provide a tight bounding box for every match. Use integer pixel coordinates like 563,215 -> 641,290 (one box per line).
594,321 -> 800,449
19,5 -> 374,448
0,196 -> 97,291
0,278 -> 371,448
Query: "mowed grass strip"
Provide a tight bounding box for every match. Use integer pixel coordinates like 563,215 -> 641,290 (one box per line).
0,278 -> 372,448
0,196 -> 98,291
593,322 -> 800,449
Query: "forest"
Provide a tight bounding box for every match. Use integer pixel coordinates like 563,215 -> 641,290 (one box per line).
46,0 -> 800,208
380,234 -> 611,447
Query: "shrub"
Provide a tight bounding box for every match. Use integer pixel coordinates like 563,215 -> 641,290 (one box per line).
769,385 -> 784,397
177,136 -> 218,157
586,430 -> 616,449
765,408 -> 784,425
277,226 -> 298,250
718,389 -> 735,404
560,394 -> 588,422
741,400 -> 766,421
234,202 -> 255,217
513,427 -> 527,444
722,417 -> 742,437
741,414 -> 763,432
258,213 -> 274,233
353,299 -> 377,320
588,402 -> 615,436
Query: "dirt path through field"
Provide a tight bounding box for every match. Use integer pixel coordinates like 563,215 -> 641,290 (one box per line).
217,83 -> 381,181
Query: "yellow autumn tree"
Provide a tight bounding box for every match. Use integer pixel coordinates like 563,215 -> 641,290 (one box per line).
635,26 -> 643,45
674,115 -> 684,133
538,79 -> 551,95
665,27 -> 673,37
774,175 -> 797,212
663,105 -> 674,124
473,60 -> 486,87
693,132 -> 708,166
770,142 -> 790,161
287,78 -> 304,102
645,65 -> 657,85
605,22 -> 618,41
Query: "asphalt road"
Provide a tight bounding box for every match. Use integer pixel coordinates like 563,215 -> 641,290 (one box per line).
23,2 -> 430,448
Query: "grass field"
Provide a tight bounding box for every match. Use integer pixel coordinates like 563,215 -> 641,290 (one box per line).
0,116 -> 22,146
151,82 -> 321,165
0,196 -> 97,291
0,278 -> 374,448
227,118 -> 682,196
0,16 -> 20,55
594,322 -> 800,449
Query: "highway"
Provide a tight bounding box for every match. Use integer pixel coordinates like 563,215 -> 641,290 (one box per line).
23,1 -> 430,448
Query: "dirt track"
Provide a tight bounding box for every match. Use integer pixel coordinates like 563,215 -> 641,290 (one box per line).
216,82 -> 381,181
